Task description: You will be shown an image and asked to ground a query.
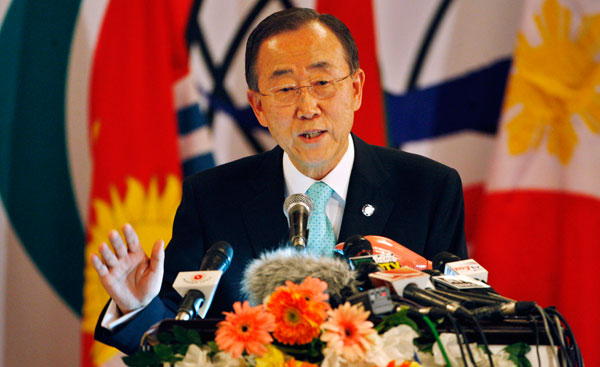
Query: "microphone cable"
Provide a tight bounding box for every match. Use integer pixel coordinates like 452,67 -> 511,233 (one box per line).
544,307 -> 583,367
443,311 -> 473,367
465,313 -> 495,367
552,313 -> 570,367
542,307 -> 577,367
536,305 -> 560,366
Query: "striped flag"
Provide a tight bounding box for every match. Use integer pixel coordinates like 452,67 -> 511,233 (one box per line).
0,0 -> 214,366
474,0 -> 600,364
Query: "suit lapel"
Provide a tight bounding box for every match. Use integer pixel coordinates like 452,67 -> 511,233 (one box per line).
241,146 -> 289,257
339,135 -> 396,242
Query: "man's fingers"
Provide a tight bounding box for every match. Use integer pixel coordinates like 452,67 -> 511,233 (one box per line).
99,242 -> 119,268
149,240 -> 165,273
109,230 -> 128,258
123,223 -> 142,253
90,254 -> 109,277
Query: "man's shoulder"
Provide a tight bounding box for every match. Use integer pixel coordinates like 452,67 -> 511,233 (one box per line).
357,139 -> 458,180
184,146 -> 283,186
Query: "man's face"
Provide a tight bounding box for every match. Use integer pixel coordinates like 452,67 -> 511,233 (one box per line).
247,21 -> 365,179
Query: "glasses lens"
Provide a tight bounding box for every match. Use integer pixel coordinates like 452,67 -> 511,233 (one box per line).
311,82 -> 336,99
273,88 -> 297,105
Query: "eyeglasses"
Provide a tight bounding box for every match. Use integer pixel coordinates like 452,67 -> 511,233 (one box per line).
256,72 -> 354,106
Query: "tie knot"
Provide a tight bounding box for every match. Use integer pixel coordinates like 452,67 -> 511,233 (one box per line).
306,182 -> 333,212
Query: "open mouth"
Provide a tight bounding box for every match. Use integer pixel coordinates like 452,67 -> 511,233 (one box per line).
300,130 -> 326,139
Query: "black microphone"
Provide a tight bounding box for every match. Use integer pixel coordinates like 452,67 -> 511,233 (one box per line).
200,240 -> 233,271
402,283 -> 473,320
430,288 -> 506,308
283,194 -> 313,249
342,234 -> 373,260
174,241 -> 233,320
432,251 -> 461,272
472,301 -> 537,320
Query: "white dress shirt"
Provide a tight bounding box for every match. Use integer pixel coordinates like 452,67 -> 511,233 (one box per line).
282,135 -> 355,240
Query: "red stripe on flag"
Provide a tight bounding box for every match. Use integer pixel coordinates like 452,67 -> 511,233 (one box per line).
474,190 -> 600,366
89,0 -> 192,200
84,1 -> 193,366
316,0 -> 387,146
463,183 -> 484,247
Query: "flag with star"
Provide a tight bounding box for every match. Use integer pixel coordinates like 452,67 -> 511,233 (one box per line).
474,0 -> 600,364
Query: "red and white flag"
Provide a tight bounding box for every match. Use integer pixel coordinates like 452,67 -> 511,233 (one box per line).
474,0 -> 600,364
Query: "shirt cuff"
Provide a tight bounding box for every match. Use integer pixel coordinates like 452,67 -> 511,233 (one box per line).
101,300 -> 145,330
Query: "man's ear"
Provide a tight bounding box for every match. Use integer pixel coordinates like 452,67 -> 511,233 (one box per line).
247,90 -> 268,127
351,68 -> 366,111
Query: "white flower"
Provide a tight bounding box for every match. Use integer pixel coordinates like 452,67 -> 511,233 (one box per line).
212,351 -> 248,367
491,350 -> 518,367
174,344 -> 213,367
366,325 -> 419,366
322,348 -> 374,367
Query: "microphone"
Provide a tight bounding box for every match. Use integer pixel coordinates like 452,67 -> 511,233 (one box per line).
241,247 -> 358,306
342,234 -> 373,260
337,236 -> 432,271
432,252 -> 461,272
369,267 -> 472,319
433,252 -> 488,282
173,241 -> 233,320
283,193 -> 313,249
472,301 -> 538,320
402,284 -> 473,320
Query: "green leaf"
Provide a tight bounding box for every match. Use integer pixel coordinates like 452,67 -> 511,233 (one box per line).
375,306 -> 419,333
504,342 -> 531,367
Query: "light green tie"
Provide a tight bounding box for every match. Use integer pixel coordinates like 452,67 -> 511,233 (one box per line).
306,182 -> 336,257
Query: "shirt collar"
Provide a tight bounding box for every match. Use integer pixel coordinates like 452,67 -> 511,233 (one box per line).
282,135 -> 355,201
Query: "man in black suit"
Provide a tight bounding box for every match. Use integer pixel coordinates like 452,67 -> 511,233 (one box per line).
92,8 -> 467,354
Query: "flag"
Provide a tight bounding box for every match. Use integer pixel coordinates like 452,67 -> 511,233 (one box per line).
474,0 -> 600,364
0,0 -> 214,365
79,1 -> 204,365
316,0 -> 387,146
0,2 -> 86,365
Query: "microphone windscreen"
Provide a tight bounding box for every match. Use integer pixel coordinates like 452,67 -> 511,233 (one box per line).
241,247 -> 358,305
283,193 -> 313,217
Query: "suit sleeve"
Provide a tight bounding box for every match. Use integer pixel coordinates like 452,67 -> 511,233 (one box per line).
94,177 -> 207,354
425,168 -> 468,260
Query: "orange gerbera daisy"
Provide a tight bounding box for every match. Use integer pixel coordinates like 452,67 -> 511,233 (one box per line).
320,302 -> 376,362
295,276 -> 330,304
215,301 -> 276,359
266,282 -> 328,345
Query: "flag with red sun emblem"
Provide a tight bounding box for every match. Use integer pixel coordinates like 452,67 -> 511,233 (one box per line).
474,0 -> 600,364
80,0 -> 194,366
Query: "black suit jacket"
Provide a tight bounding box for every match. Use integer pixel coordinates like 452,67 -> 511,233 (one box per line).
95,135 -> 467,354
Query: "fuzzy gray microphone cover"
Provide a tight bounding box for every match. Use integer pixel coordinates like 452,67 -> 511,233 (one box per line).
241,247 -> 358,305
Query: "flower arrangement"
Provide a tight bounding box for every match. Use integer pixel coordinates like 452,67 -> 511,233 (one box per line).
123,276 -> 530,367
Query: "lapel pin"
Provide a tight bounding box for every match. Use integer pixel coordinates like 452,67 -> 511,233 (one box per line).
362,204 -> 375,217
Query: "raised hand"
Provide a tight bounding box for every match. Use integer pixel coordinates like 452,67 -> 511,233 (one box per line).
91,223 -> 165,315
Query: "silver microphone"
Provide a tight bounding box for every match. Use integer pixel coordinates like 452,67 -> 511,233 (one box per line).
283,193 -> 313,249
